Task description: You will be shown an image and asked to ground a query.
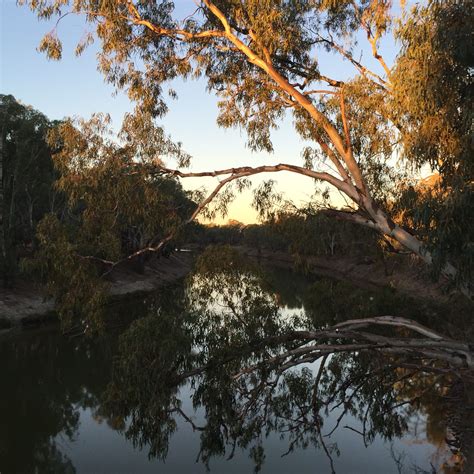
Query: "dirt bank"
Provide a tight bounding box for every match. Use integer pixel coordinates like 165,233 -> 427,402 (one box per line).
0,246 -> 467,332
0,252 -> 194,329
235,246 -> 458,305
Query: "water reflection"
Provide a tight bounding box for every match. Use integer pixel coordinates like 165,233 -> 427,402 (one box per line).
1,247 -> 472,473
0,329 -> 114,473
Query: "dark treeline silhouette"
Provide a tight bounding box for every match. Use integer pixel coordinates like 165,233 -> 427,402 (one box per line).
0,95 -> 62,287
188,212 -> 384,261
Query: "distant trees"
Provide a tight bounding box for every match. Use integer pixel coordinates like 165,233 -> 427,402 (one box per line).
0,95 -> 60,287
189,210 -> 379,260
250,209 -> 379,258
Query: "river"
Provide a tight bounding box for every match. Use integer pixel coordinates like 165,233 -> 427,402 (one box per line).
1,249 -> 471,473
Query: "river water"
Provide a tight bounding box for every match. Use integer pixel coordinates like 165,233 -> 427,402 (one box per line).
1,251 -> 470,473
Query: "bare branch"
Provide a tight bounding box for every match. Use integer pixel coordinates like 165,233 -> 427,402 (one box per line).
332,316 -> 449,341
126,1 -> 225,41
339,90 -> 354,167
315,33 -> 388,89
303,89 -> 338,96
156,162 -> 359,202
351,1 -> 392,79
319,208 -> 378,229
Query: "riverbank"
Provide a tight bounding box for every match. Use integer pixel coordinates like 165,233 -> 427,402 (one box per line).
0,252 -> 194,330
234,246 -> 458,305
0,246 -> 466,331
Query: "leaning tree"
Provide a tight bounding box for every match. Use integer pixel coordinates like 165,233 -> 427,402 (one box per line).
22,0 -> 473,294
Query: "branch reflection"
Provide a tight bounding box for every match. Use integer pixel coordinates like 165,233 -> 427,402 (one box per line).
100,247 -> 474,473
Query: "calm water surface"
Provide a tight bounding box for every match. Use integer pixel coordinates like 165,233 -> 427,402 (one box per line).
0,257 -> 470,474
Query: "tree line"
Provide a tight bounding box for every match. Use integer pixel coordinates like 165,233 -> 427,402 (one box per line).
0,96 -> 194,290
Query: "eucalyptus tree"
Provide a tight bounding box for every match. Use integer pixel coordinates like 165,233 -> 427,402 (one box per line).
32,113 -> 196,329
22,0 -> 472,294
391,1 -> 473,289
0,95 -> 59,287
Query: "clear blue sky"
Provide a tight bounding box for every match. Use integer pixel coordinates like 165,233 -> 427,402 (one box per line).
1,0 -> 403,224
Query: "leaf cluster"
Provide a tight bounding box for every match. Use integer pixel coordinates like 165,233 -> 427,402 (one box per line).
32,113 -> 196,330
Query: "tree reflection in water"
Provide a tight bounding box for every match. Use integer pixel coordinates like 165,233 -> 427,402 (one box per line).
100,246 -> 474,473
0,329 -> 113,473
0,246 -> 472,473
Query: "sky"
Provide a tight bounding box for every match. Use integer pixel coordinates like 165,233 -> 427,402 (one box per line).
1,0 -> 404,224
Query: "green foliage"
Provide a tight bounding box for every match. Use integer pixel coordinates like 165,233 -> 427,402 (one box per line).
48,114 -> 193,260
31,214 -> 109,333
38,32 -> 62,59
269,208 -> 380,259
392,0 -> 474,286
393,181 -> 474,288
30,113 -> 196,330
393,1 -> 473,177
0,94 -> 60,287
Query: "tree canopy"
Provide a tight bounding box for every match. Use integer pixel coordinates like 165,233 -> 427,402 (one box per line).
0,94 -> 60,286
392,1 -> 473,286
21,0 -> 473,296
32,113 -> 196,330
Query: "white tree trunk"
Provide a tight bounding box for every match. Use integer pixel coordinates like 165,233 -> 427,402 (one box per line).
361,196 -> 470,298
